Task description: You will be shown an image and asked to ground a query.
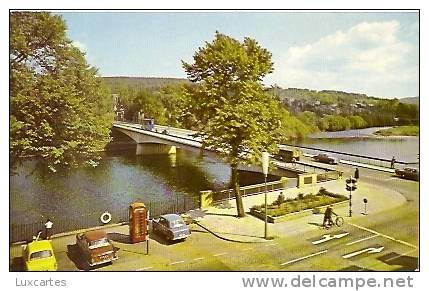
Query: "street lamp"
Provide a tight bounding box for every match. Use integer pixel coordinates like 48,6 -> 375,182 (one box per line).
262,151 -> 269,239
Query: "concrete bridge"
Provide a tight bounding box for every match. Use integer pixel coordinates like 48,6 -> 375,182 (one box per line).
112,121 -> 301,178
113,121 -> 203,155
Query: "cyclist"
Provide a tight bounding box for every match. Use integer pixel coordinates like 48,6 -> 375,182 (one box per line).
323,205 -> 337,227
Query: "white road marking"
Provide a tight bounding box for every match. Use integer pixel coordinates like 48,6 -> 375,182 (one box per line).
385,249 -> 418,262
342,246 -> 384,259
265,243 -> 278,247
349,223 -> 417,249
213,252 -> 228,257
243,247 -> 253,251
346,235 -> 379,246
192,257 -> 204,261
280,250 -> 328,266
169,260 -> 185,265
312,232 -> 349,245
136,266 -> 153,271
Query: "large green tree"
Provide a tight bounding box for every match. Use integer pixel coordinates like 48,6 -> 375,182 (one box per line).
10,12 -> 113,172
183,32 -> 282,217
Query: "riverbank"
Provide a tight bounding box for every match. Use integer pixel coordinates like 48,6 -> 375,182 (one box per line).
373,126 -> 419,137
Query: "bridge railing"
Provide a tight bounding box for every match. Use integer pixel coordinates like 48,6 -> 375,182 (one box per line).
283,144 -> 419,169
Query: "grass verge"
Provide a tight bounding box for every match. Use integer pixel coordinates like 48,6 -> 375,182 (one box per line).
374,126 -> 419,136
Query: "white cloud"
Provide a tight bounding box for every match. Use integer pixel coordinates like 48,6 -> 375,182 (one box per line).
72,40 -> 87,53
270,21 -> 418,98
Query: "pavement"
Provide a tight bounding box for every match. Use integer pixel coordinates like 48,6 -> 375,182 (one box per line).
197,179 -> 406,243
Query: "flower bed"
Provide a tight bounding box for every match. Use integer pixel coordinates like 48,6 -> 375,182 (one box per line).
250,187 -> 348,217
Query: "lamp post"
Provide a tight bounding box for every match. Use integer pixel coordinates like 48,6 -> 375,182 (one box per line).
262,151 -> 269,239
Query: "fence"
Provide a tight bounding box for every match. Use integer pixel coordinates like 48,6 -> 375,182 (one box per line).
283,144 -> 419,169
10,196 -> 199,244
211,179 -> 287,205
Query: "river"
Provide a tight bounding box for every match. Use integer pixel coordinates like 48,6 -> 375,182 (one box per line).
295,127 -> 419,163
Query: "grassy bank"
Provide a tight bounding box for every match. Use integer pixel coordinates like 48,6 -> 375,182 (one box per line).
374,126 -> 419,136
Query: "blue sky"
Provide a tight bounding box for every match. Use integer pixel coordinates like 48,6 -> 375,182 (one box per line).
61,11 -> 419,98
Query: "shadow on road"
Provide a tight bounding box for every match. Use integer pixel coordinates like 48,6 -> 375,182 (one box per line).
149,231 -> 183,246
337,265 -> 372,271
10,257 -> 24,271
66,244 -> 89,270
107,232 -> 131,244
377,252 -> 418,271
205,212 -> 237,218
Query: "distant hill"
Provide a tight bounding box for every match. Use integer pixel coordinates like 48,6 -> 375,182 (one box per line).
400,96 -> 419,106
103,76 -> 189,91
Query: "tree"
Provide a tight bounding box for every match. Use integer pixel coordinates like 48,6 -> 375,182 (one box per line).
183,32 -> 282,217
347,115 -> 367,129
10,12 -> 113,172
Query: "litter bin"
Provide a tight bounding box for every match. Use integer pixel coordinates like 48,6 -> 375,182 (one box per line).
129,202 -> 149,243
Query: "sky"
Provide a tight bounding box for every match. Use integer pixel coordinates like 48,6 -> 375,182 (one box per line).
61,11 -> 419,99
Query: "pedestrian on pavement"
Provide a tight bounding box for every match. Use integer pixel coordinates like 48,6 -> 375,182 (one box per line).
291,157 -> 296,167
354,167 -> 360,180
44,218 -> 53,240
391,156 -> 396,169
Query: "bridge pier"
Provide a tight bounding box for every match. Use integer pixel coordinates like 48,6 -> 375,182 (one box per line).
136,143 -> 177,155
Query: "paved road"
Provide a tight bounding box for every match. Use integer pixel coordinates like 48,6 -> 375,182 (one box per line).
34,214 -> 416,271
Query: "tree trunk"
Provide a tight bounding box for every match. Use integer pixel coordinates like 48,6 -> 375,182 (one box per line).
199,140 -> 206,158
231,163 -> 245,217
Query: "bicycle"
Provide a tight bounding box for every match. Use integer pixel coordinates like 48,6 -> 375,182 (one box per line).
324,215 -> 344,229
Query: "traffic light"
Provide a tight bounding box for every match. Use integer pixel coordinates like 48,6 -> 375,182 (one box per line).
346,177 -> 357,191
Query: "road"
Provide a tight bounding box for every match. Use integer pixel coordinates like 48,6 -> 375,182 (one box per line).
43,211 -> 417,271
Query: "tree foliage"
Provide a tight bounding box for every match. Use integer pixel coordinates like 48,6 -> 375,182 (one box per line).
183,32 -> 282,217
10,12 -> 114,172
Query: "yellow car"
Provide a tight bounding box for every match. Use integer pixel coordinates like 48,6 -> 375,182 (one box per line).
22,239 -> 57,271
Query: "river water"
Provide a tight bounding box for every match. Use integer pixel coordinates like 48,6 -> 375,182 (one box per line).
10,126 -> 419,230
296,127 -> 419,163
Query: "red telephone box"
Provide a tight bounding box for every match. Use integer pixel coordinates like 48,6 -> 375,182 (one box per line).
129,202 -> 149,243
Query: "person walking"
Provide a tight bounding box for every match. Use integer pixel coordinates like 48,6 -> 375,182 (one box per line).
391,156 -> 396,169
44,218 -> 53,240
354,167 -> 360,180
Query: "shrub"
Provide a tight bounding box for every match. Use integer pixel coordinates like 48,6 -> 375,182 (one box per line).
252,189 -> 348,217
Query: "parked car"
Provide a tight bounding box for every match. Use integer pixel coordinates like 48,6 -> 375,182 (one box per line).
395,167 -> 419,181
76,230 -> 118,268
22,238 -> 57,271
313,153 -> 338,164
152,214 -> 191,242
